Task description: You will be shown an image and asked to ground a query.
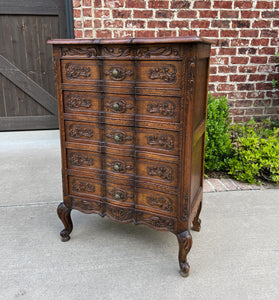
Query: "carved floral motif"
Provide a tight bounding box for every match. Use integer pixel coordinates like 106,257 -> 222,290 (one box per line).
65,63 -> 91,79
147,165 -> 173,181
106,205 -> 133,221
103,47 -> 132,57
137,213 -> 174,230
66,95 -> 92,109
148,65 -> 177,83
72,199 -> 104,214
147,134 -> 175,150
62,47 -> 97,57
69,125 -> 93,139
72,179 -> 95,193
146,101 -> 176,117
136,47 -> 179,58
147,196 -> 173,212
70,152 -> 94,167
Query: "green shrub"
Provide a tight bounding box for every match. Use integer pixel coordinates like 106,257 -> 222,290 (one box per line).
228,119 -> 279,184
205,93 -> 233,171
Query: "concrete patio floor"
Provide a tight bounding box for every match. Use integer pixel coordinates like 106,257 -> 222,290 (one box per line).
0,130 -> 279,300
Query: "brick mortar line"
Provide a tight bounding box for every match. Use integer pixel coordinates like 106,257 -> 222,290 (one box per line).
206,179 -> 217,192
229,179 -> 242,190
217,179 -> 229,191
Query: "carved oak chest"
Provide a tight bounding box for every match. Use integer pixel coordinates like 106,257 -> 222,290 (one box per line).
48,37 -> 211,277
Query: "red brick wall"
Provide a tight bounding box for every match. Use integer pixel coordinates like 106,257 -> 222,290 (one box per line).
73,0 -> 279,122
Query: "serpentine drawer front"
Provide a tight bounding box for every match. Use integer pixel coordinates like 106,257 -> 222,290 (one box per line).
48,36 -> 211,277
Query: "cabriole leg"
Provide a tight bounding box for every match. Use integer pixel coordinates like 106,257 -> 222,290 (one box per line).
192,201 -> 202,232
57,202 -> 73,242
176,230 -> 193,277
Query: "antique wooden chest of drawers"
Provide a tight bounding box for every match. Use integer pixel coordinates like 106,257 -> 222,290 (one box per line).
48,37 -> 211,277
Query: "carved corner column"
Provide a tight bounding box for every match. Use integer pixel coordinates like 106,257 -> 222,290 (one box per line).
57,202 -> 73,242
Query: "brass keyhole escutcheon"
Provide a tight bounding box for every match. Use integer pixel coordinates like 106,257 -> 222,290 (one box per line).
112,68 -> 120,78
112,102 -> 121,111
113,163 -> 122,172
114,192 -> 123,200
114,133 -> 123,142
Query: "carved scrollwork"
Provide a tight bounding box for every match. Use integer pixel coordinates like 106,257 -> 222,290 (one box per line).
103,47 -> 132,57
146,101 -> 176,117
65,63 -> 91,79
137,213 -> 174,230
147,134 -> 175,150
106,205 -> 133,221
147,196 -> 173,212
72,199 -> 104,214
70,152 -> 94,167
105,130 -> 133,144
105,99 -> 134,113
72,179 -> 95,193
106,160 -> 134,173
148,65 -> 177,83
69,125 -> 93,139
104,66 -> 133,81
136,47 -> 179,58
107,187 -> 134,201
62,47 -> 97,57
66,94 -> 92,109
147,165 -> 173,181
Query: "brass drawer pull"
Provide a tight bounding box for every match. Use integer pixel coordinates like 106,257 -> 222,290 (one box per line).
113,162 -> 122,172
112,68 -> 120,78
114,191 -> 123,200
112,102 -> 121,111
114,133 -> 123,142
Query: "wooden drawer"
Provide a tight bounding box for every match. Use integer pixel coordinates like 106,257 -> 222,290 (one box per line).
61,60 -> 100,84
104,125 -> 134,153
71,196 -> 105,215
67,149 -> 101,171
136,128 -> 179,156
136,61 -> 182,89
65,121 -> 101,145
136,157 -> 178,188
135,94 -> 180,123
104,94 -> 134,117
136,188 -> 177,216
105,182 -> 134,205
68,176 -> 103,198
103,61 -> 134,85
63,91 -> 101,115
135,211 -> 175,231
105,155 -> 134,176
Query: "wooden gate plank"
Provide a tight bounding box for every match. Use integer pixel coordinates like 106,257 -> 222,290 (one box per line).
0,116 -> 59,131
0,55 -> 58,116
